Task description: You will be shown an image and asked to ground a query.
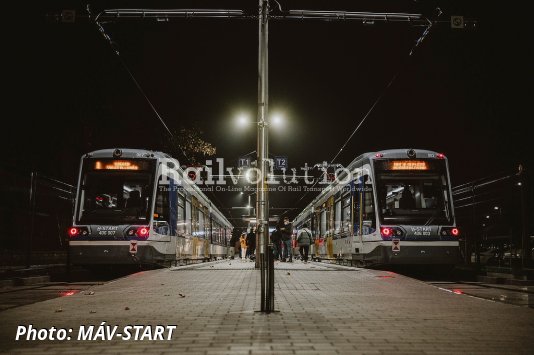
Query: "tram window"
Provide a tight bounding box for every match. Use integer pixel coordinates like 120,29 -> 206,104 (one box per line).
320,210 -> 327,236
185,201 -> 192,235
342,195 -> 351,233
376,177 -> 451,224
198,210 -> 205,238
362,176 -> 376,232
177,195 -> 185,235
206,218 -> 211,241
77,172 -> 152,224
215,223 -> 220,244
212,223 -> 217,244
334,199 -> 342,234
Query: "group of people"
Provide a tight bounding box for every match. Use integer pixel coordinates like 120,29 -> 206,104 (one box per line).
271,216 -> 314,263
228,216 -> 314,263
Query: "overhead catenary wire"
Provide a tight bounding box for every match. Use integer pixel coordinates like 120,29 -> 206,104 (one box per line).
288,9 -> 441,216
330,9 -> 438,164
87,4 -> 443,223
87,5 -> 188,158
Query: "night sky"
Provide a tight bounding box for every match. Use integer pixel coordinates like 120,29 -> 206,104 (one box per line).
4,0 -> 532,226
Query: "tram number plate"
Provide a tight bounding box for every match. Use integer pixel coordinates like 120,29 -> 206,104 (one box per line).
97,226 -> 118,236
410,226 -> 431,236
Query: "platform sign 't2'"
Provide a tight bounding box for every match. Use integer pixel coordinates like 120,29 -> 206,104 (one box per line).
274,156 -> 288,170
238,157 -> 251,168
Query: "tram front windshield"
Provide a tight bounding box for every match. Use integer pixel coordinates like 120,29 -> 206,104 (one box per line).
374,159 -> 453,225
76,159 -> 155,224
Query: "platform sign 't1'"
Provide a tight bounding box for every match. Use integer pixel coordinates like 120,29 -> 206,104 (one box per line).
238,157 -> 251,168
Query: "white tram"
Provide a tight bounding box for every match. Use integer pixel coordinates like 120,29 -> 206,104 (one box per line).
293,149 -> 461,266
69,148 -> 232,266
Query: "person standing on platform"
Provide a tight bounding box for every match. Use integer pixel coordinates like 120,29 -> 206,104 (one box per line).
279,216 -> 293,262
228,228 -> 240,259
239,233 -> 247,260
234,232 -> 242,260
246,227 -> 256,260
270,227 -> 282,261
296,223 -> 313,263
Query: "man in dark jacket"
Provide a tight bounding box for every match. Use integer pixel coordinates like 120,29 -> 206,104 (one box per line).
278,216 -> 293,262
246,227 -> 256,260
229,228 -> 241,259
270,227 -> 282,260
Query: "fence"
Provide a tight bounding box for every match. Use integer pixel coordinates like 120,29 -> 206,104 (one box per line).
0,169 -> 75,267
452,165 -> 532,271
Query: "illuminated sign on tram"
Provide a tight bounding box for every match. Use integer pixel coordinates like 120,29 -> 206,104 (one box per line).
389,160 -> 428,171
94,160 -> 140,171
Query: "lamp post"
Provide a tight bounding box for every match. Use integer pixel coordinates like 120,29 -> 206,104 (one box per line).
256,0 -> 274,313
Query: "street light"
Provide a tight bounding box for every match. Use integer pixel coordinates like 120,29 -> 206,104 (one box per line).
271,112 -> 284,128
236,113 -> 250,127
236,111 -> 285,129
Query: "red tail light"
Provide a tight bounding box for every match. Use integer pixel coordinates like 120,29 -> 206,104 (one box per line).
437,153 -> 445,159
68,226 -> 89,238
441,227 -> 460,237
380,227 -> 392,237
137,227 -> 149,238
137,227 -> 148,237
126,226 -> 150,239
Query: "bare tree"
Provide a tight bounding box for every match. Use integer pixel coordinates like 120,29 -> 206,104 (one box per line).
164,126 -> 216,164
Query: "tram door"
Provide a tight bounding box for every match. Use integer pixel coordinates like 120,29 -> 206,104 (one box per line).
352,162 -> 377,260
153,176 -> 177,258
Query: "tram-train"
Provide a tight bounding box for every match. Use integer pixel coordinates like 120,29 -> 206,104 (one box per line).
68,148 -> 233,266
293,149 -> 461,266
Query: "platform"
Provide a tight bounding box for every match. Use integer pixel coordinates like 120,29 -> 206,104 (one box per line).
0,260 -> 533,354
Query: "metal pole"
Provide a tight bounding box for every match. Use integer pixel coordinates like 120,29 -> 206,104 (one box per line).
27,172 -> 37,268
257,0 -> 273,313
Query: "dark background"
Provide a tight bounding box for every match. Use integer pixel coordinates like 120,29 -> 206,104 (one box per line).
3,0 -> 532,225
